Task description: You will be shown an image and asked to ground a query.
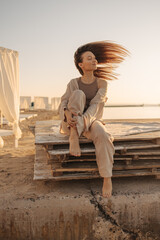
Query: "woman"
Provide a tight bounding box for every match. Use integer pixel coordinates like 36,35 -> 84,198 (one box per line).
58,41 -> 129,198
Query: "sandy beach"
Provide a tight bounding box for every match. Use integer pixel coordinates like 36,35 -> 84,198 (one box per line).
0,110 -> 160,239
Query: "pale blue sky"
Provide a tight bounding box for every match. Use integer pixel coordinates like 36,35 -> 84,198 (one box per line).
1,0 -> 160,104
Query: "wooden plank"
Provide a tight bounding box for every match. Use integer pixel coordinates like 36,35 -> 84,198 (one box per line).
120,145 -> 160,154
48,155 -> 160,164
113,169 -> 160,177
51,161 -> 160,172
34,170 -> 54,180
35,135 -> 90,145
115,150 -> 160,156
46,140 -> 159,149
35,134 -> 160,145
136,156 -> 160,160
34,173 -> 54,180
51,166 -> 160,173
48,146 -> 160,157
51,169 -> 160,181
52,167 -> 98,172
115,142 -> 160,150
48,148 -> 95,156
114,162 -> 160,170
47,156 -> 135,164
52,172 -> 100,180
34,169 -> 53,175
35,120 -> 160,145
36,120 -> 160,141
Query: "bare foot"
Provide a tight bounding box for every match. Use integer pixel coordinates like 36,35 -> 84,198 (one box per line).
69,127 -> 81,157
102,177 -> 112,198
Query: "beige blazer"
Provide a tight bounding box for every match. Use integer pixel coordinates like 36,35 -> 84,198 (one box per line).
58,77 -> 108,135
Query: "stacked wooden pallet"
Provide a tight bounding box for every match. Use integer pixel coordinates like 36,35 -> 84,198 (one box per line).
34,120 -> 160,181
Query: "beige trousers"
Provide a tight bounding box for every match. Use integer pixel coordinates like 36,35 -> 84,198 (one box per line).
61,90 -> 115,178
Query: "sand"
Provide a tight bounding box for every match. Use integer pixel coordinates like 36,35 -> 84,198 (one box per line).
0,110 -> 159,240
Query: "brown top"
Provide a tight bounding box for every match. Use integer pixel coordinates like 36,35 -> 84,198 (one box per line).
78,77 -> 98,112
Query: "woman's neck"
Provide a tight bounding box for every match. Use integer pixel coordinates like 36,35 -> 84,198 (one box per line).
81,72 -> 96,84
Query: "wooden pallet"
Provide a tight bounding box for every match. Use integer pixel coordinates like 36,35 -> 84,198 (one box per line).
34,145 -> 53,180
34,120 -> 160,180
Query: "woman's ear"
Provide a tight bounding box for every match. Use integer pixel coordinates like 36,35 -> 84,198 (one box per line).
78,62 -> 83,69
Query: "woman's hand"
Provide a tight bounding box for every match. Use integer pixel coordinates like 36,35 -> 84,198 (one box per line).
105,97 -> 108,102
65,110 -> 78,128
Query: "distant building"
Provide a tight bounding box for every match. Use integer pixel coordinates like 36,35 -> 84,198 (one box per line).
20,96 -> 31,109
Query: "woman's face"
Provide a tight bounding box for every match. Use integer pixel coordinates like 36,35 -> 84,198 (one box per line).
78,51 -> 98,73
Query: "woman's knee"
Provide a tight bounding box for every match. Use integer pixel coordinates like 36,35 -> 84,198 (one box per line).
70,89 -> 86,100
68,90 -> 86,114
91,121 -> 111,142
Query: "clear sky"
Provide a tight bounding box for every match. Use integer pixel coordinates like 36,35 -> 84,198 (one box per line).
1,0 -> 160,104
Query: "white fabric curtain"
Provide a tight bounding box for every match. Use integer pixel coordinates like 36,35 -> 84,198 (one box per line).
0,47 -> 22,147
0,110 -> 4,148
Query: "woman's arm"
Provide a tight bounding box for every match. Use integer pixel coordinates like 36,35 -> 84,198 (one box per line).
58,83 -> 71,121
58,78 -> 79,121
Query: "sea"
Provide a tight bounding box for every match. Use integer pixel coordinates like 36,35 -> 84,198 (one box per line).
103,106 -> 160,120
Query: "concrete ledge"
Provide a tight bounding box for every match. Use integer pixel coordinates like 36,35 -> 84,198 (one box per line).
0,177 -> 160,239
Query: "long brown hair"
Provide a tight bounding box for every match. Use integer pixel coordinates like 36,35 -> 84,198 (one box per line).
74,40 -> 129,81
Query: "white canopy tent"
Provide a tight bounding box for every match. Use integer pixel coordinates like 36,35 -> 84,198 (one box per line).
0,47 -> 22,148
20,96 -> 31,109
51,97 -> 61,111
34,97 -> 49,109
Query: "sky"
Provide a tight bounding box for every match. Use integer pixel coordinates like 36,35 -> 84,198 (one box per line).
1,0 -> 160,104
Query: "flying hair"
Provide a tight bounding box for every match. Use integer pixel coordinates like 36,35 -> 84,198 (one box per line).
74,40 -> 130,81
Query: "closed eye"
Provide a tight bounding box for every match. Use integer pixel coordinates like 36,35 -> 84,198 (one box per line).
88,56 -> 96,60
